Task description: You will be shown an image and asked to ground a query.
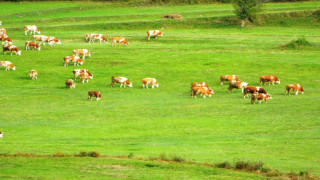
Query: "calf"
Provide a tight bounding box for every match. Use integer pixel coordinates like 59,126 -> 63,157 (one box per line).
72,69 -> 93,80
73,49 -> 91,59
3,44 -> 21,55
111,37 -> 128,47
142,78 -> 159,89
147,30 -> 163,41
65,79 -> 76,89
0,61 -> 16,71
251,93 -> 272,104
285,84 -> 304,95
220,75 -> 240,85
89,34 -> 108,43
243,86 -> 267,98
24,25 -> 40,35
111,76 -> 132,88
25,41 -> 40,51
88,91 -> 102,101
191,86 -> 214,98
29,70 -> 38,80
64,56 -> 82,67
260,75 -> 280,85
228,80 -> 248,93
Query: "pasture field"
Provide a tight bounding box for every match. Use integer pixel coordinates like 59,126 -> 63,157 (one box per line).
0,1 -> 320,179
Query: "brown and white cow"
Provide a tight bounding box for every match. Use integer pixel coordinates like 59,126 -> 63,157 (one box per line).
25,41 -> 40,51
65,79 -> 76,89
191,82 -> 209,88
0,35 -> 12,44
0,34 -> 8,40
260,75 -> 280,86
24,25 -> 40,35
142,78 -> 159,89
147,30 -> 163,41
0,28 -> 6,35
3,44 -> 21,55
220,75 -> 240,85
33,35 -> 61,46
111,77 -> 132,88
191,86 -> 214,98
251,93 -> 272,104
73,49 -> 91,59
0,61 -> 16,71
89,34 -> 108,43
228,80 -> 248,93
29,70 -> 38,80
285,84 -> 304,95
85,33 -> 95,42
64,56 -> 83,67
88,91 -> 102,101
72,69 -> 93,80
111,37 -> 128,47
243,86 -> 267,98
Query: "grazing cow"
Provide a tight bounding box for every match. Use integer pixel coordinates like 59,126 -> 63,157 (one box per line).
85,33 -> 95,42
0,61 -> 16,71
228,80 -> 248,93
0,28 -> 6,35
147,30 -> 163,41
3,44 -> 21,55
220,75 -> 240,85
111,37 -> 128,47
72,69 -> 93,80
243,86 -> 267,98
89,34 -> 108,43
25,41 -> 40,51
191,86 -> 214,98
33,35 -> 61,46
251,93 -> 272,104
142,78 -> 159,89
24,25 -> 40,35
65,79 -> 76,89
73,49 -> 91,59
111,77 -> 132,88
191,82 -> 209,88
88,91 -> 102,101
0,132 -> 3,138
80,72 -> 91,84
64,56 -> 82,67
285,84 -> 304,95
29,70 -> 38,80
260,75 -> 280,85
0,35 -> 12,44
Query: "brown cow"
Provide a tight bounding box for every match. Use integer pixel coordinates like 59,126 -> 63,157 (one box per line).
3,44 -> 21,55
25,41 -> 40,51
228,80 -> 248,93
191,86 -> 214,98
147,30 -> 163,41
243,86 -> 267,98
142,78 -> 159,89
285,84 -> 304,95
191,82 -> 209,88
260,75 -> 280,85
251,93 -> 272,104
111,77 -> 132,88
72,69 -> 93,80
88,91 -> 102,101
111,37 -> 128,47
65,79 -> 76,89
29,70 -> 38,80
220,75 -> 240,85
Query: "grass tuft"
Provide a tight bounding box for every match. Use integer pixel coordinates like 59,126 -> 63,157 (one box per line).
282,37 -> 313,49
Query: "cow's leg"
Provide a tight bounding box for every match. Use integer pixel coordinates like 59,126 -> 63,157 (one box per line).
295,91 -> 299,95
220,81 -> 223,86
120,84 -> 123,88
203,94 -> 206,98
148,36 -> 150,41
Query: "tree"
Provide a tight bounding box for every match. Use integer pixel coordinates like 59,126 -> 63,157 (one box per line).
232,0 -> 264,28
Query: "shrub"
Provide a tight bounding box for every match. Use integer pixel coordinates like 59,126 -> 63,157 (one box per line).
127,153 -> 134,159
234,160 -> 263,171
88,151 -> 101,158
159,153 -> 169,161
171,155 -> 185,162
282,37 -> 312,49
215,161 -> 232,169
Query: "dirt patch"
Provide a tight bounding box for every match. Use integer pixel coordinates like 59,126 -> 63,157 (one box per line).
163,14 -> 183,19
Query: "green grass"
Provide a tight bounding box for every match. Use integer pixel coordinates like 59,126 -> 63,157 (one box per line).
0,1 -> 320,179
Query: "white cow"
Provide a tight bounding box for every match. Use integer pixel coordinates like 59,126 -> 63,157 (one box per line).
24,25 -> 40,35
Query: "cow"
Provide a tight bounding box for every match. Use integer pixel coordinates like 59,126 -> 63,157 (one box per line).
251,93 -> 272,104
220,75 -> 240,85
0,132 -> 3,138
25,41 -> 41,51
142,78 -> 159,89
0,28 -> 6,35
88,91 -> 102,101
89,34 -> 108,43
191,82 -> 209,88
0,35 -> 12,44
243,86 -> 267,98
80,72 -> 91,84
0,34 -> 8,40
72,69 -> 93,80
147,30 -> 163,41
65,79 -> 76,89
191,86 -> 214,98
228,80 -> 248,93
29,70 -> 38,80
0,61 -> 16,71
33,35 -> 61,46
111,37 -> 128,47
85,33 -> 95,42
73,49 -> 91,59
24,25 -> 40,35
64,56 -> 83,67
260,75 -> 280,85
111,77 -> 132,88
3,44 -> 21,55
285,84 -> 304,95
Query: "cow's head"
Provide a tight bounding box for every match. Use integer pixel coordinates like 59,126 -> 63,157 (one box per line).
126,80 -> 133,87
154,82 -> 159,88
17,50 -> 21,55
157,32 -> 163,37
122,40 -> 128,46
208,88 -> 214,97
10,65 -> 16,71
97,92 -> 102,101
266,93 -> 272,99
275,79 -> 280,85
36,29 -> 40,34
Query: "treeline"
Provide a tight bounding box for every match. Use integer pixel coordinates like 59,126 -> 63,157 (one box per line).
1,0 -> 312,3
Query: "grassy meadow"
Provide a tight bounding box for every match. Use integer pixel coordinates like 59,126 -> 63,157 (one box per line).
0,1 -> 320,179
